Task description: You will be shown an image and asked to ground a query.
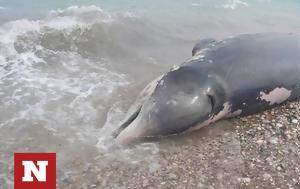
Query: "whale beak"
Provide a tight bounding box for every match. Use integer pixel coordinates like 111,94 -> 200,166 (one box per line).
114,115 -> 148,144
112,105 -> 141,140
113,108 -> 154,144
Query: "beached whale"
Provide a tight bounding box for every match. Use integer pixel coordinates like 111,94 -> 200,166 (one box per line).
114,33 -> 300,144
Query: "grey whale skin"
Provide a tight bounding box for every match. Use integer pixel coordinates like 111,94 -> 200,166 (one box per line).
114,33 -> 300,144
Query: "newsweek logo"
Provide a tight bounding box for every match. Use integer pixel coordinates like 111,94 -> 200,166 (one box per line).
14,153 -> 56,189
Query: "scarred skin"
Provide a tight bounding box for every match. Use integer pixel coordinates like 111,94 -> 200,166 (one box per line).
114,33 -> 300,144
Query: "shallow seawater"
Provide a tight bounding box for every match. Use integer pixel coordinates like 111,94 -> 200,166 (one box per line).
0,0 -> 300,188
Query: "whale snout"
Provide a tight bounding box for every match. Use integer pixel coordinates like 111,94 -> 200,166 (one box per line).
113,105 -> 149,144
113,98 -> 164,144
114,113 -> 150,144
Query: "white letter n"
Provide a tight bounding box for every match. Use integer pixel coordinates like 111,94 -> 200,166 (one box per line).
22,161 -> 48,182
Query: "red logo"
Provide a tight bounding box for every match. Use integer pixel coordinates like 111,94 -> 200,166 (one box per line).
14,153 -> 56,189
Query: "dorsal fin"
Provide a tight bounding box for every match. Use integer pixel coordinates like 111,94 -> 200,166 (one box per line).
192,38 -> 217,56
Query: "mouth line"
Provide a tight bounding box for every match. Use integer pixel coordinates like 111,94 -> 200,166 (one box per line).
112,106 -> 142,138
